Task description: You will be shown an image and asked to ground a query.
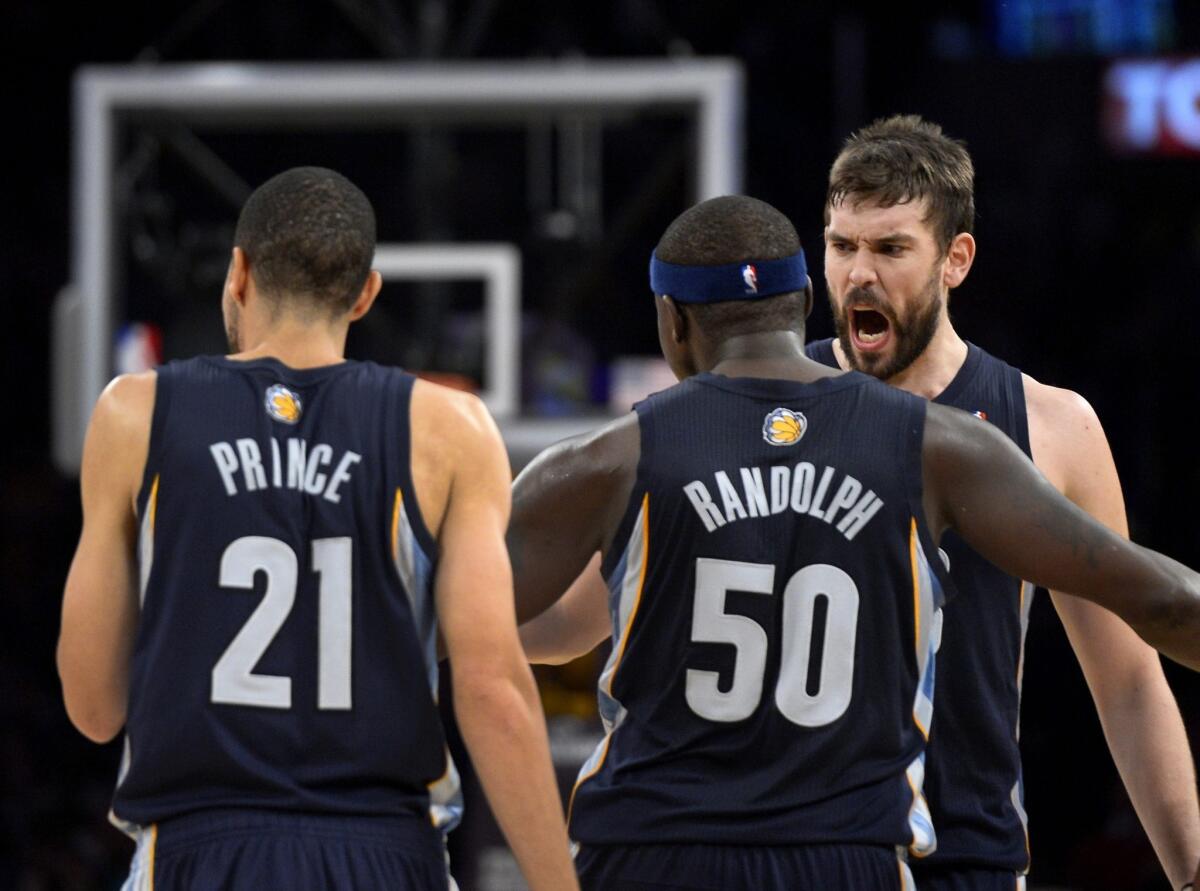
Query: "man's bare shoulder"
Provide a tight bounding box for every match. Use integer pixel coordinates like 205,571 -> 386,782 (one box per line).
408,379 -> 509,533
1022,373 -> 1107,441
410,377 -> 497,442
82,371 -> 157,509
96,370 -> 157,424
90,371 -> 156,459
1021,372 -> 1113,489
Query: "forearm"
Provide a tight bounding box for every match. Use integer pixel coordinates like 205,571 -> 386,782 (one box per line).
58,562 -> 139,742
1126,550 -> 1200,672
520,596 -> 609,665
520,605 -> 584,665
1089,662 -> 1200,887
57,643 -> 129,743
454,668 -> 579,891
519,553 -> 611,664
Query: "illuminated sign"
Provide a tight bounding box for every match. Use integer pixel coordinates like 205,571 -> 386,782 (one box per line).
1104,59 -> 1200,156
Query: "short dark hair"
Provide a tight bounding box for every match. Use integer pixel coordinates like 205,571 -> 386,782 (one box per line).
655,195 -> 806,337
233,166 -> 376,315
826,115 -> 974,254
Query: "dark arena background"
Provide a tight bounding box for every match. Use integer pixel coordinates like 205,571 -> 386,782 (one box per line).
5,1 -> 1200,889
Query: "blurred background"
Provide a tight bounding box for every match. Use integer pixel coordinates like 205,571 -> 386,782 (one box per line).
4,1 -> 1200,888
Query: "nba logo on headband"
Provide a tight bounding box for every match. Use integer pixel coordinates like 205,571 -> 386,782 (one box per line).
742,265 -> 758,294
649,249 -> 806,304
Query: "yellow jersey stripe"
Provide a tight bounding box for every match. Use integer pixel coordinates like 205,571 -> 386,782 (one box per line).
566,733 -> 614,827
391,488 -> 402,565
148,475 -> 159,531
908,518 -> 929,740
148,823 -> 157,890
606,493 -> 650,697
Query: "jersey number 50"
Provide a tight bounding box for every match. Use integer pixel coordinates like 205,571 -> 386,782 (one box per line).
211,535 -> 353,711
686,558 -> 858,727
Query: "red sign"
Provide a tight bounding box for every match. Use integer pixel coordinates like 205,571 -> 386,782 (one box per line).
1104,59 -> 1200,156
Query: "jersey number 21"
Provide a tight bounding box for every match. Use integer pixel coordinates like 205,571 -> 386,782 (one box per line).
211,535 -> 353,711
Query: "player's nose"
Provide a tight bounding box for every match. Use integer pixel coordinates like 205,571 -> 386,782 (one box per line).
847,252 -> 877,288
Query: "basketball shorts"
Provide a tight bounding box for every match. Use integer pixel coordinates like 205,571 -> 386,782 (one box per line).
120,808 -> 451,891
574,841 -> 915,891
909,862 -> 1026,891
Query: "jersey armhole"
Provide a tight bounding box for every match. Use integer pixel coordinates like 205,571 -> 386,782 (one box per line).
395,372 -> 440,562
600,403 -> 651,582
135,365 -> 171,521
1008,365 -> 1032,458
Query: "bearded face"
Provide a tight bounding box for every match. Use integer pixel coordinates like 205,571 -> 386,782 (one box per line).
829,265 -> 943,381
824,199 -> 951,382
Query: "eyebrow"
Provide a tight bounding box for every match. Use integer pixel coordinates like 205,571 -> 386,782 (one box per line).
873,232 -> 917,246
825,230 -> 917,246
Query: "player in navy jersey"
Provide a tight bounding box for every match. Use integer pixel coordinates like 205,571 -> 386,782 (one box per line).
811,115 -> 1200,891
508,194 -> 1200,891
57,166 -> 578,891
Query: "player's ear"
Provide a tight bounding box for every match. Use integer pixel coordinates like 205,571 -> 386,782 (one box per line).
663,295 -> 688,343
942,232 -> 976,290
802,276 -> 814,319
225,247 -> 250,307
348,270 -> 383,322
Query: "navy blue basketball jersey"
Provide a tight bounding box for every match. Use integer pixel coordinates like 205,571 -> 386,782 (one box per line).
569,370 -> 953,853
808,339 -> 1033,872
111,356 -> 460,833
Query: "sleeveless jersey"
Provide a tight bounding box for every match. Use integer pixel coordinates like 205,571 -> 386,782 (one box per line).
808,339 -> 1033,871
569,370 -> 952,852
110,356 -> 459,831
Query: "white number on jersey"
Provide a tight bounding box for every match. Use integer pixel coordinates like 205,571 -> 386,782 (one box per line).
211,535 -> 353,710
685,558 -> 859,727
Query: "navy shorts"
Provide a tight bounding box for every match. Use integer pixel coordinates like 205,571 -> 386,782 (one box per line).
574,842 -> 914,891
121,809 -> 451,891
909,862 -> 1026,891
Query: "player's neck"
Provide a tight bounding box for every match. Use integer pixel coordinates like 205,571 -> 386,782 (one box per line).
706,330 -> 835,381
230,316 -> 349,369
832,318 -> 969,400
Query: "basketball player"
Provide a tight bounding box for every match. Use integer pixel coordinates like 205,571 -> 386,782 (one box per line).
809,115 -> 1200,891
57,167 -> 578,891
508,194 -> 1200,890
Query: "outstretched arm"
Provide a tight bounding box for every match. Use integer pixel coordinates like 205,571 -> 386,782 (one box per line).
921,403 -> 1200,670
425,387 -> 578,891
58,373 -> 155,743
508,413 -> 638,625
1026,380 -> 1200,889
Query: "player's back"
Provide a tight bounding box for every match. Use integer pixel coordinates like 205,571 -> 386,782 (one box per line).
111,355 -> 451,830
569,370 -> 952,853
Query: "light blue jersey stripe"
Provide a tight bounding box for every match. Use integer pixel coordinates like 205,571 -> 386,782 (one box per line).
113,479 -> 160,836
907,520 -> 940,857
392,491 -> 462,832
1012,579 -> 1036,866
570,496 -> 649,817
120,824 -> 156,890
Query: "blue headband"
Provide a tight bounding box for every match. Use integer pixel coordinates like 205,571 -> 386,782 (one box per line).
649,250 -> 807,304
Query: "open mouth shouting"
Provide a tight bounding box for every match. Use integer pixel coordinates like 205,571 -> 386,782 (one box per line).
848,306 -> 892,354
